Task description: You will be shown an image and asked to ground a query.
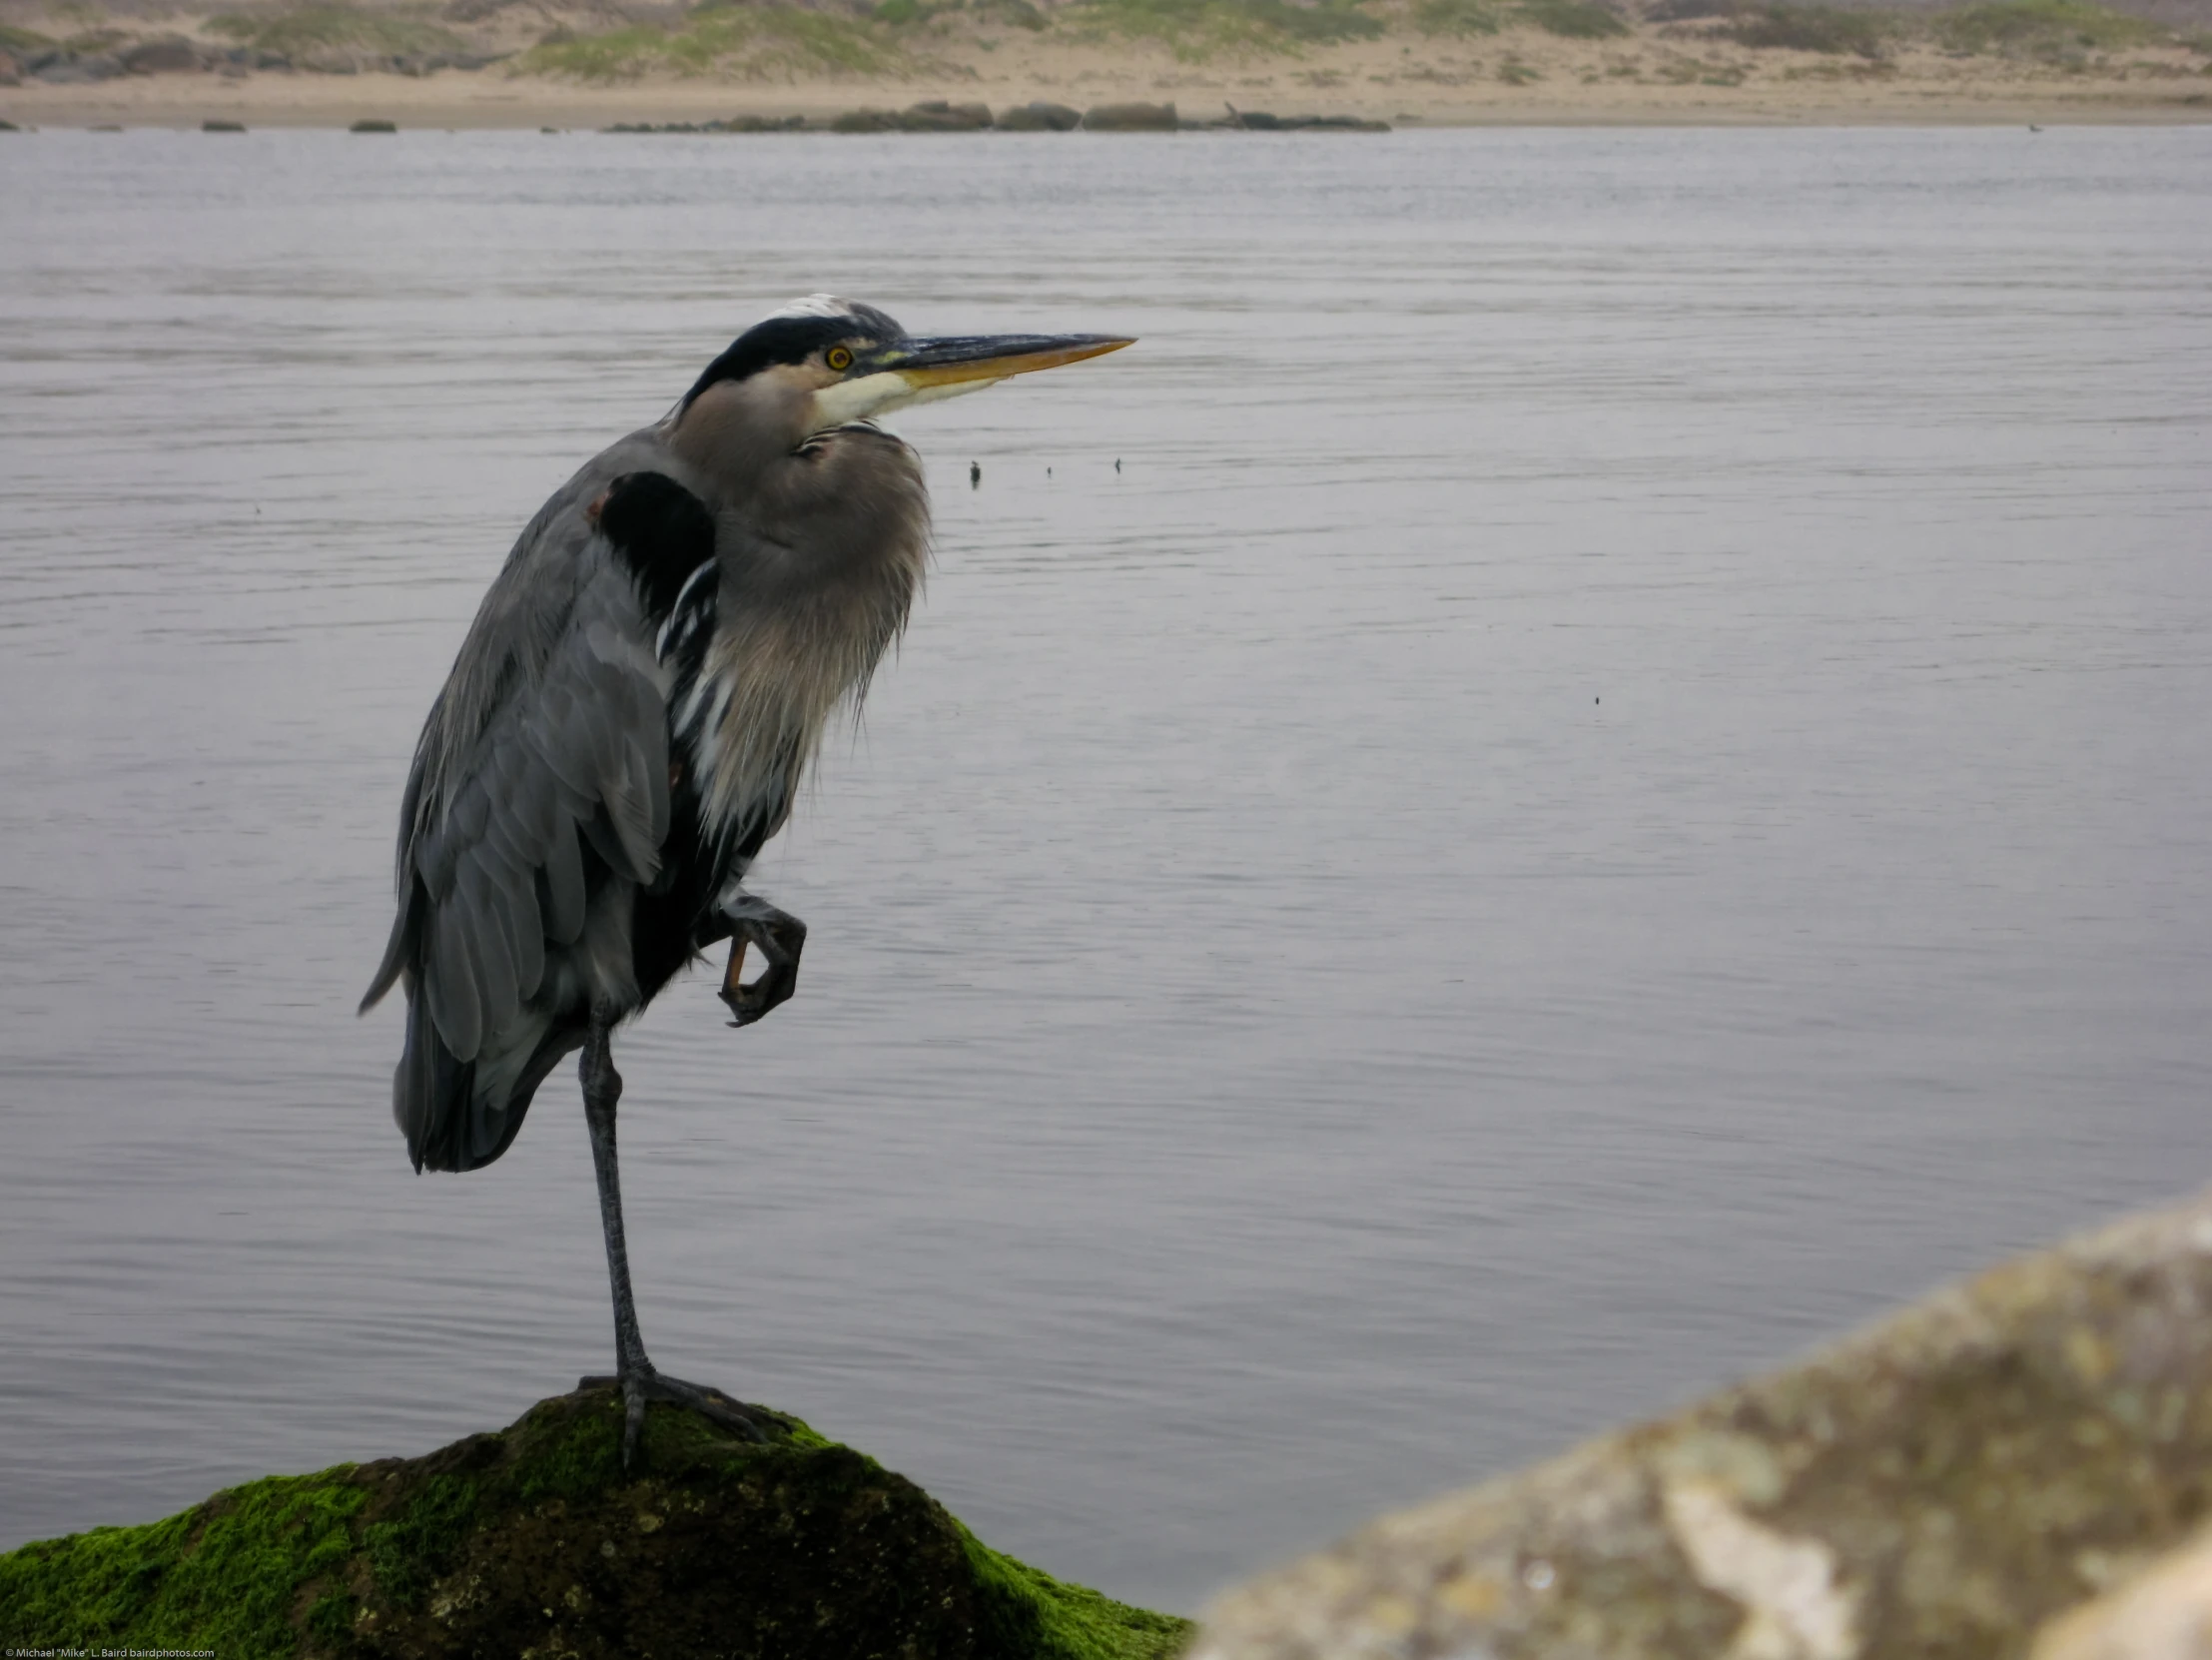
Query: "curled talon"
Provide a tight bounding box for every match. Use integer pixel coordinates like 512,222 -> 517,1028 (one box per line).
717,901 -> 806,1028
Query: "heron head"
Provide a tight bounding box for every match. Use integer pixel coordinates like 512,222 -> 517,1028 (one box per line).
673,295 -> 1132,454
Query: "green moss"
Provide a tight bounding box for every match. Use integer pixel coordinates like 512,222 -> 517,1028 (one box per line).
205,5 -> 467,56
1514,0 -> 1629,37
0,21 -> 55,49
362,1472 -> 476,1607
511,1401 -> 629,1504
515,5 -> 906,81
0,1386 -> 1191,1660
0,1472 -> 367,1657
304,1590 -> 358,1643
965,1532 -> 1193,1660
1932,0 -> 2160,52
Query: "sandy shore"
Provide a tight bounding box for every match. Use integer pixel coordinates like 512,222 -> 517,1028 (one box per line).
6,28 -> 2210,128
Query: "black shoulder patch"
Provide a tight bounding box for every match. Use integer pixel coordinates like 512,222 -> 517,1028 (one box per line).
597,471 -> 716,623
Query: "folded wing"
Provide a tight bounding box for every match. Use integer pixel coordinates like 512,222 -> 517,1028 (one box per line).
364,530 -> 673,1172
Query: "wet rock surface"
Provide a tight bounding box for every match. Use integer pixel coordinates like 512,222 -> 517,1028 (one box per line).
831,100 -> 993,131
120,35 -> 207,73
998,99 -> 1081,129
1081,100 -> 1177,130
606,114 -> 808,131
1195,1190 -> 2212,1660
900,98 -> 994,129
1215,107 -> 1390,130
29,50 -> 126,83
0,1383 -> 1191,1660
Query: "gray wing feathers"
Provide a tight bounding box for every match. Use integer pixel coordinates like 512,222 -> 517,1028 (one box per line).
365,537 -> 672,1073
541,798 -> 587,942
363,430 -> 705,1173
426,893 -> 484,1061
436,563 -> 662,1064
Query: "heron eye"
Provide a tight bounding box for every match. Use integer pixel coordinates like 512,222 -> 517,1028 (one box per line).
826,346 -> 854,372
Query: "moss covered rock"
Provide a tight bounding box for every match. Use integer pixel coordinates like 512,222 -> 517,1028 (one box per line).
0,1384 -> 1192,1660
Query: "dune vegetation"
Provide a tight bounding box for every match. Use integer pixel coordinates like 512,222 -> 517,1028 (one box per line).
205,4 -> 468,58
487,0 -> 2208,76
3,0 -> 2206,108
1934,0 -> 2165,50
517,0 -> 910,79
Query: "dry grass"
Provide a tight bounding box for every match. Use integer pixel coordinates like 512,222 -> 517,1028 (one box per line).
515,3 -> 908,79
205,3 -> 466,56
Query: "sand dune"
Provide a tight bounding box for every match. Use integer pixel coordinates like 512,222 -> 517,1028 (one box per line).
4,0 -> 2208,126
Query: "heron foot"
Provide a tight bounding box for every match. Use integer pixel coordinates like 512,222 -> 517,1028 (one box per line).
718,898 -> 807,1028
580,1365 -> 772,1469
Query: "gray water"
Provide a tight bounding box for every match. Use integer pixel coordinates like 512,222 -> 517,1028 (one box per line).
2,125 -> 2209,1614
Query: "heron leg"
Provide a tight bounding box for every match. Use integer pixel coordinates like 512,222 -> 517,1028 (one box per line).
718,894 -> 807,1029
579,1015 -> 767,1467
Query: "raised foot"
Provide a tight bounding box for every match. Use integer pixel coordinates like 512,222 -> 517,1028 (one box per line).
579,1367 -> 772,1468
718,898 -> 807,1029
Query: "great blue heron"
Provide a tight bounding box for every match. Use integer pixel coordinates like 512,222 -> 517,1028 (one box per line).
362,296 -> 1130,1460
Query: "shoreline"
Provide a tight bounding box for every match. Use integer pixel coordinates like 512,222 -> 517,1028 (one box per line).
8,85 -> 2209,129
7,42 -> 2211,129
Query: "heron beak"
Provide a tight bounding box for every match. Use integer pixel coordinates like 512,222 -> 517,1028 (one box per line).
809,333 -> 1133,431
892,334 -> 1133,392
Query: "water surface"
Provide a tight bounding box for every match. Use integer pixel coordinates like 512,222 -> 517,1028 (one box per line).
2,126 -> 2209,1611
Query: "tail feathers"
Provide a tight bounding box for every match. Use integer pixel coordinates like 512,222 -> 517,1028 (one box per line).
361,879 -> 420,1017
394,992 -> 577,1173
393,989 -> 472,1172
